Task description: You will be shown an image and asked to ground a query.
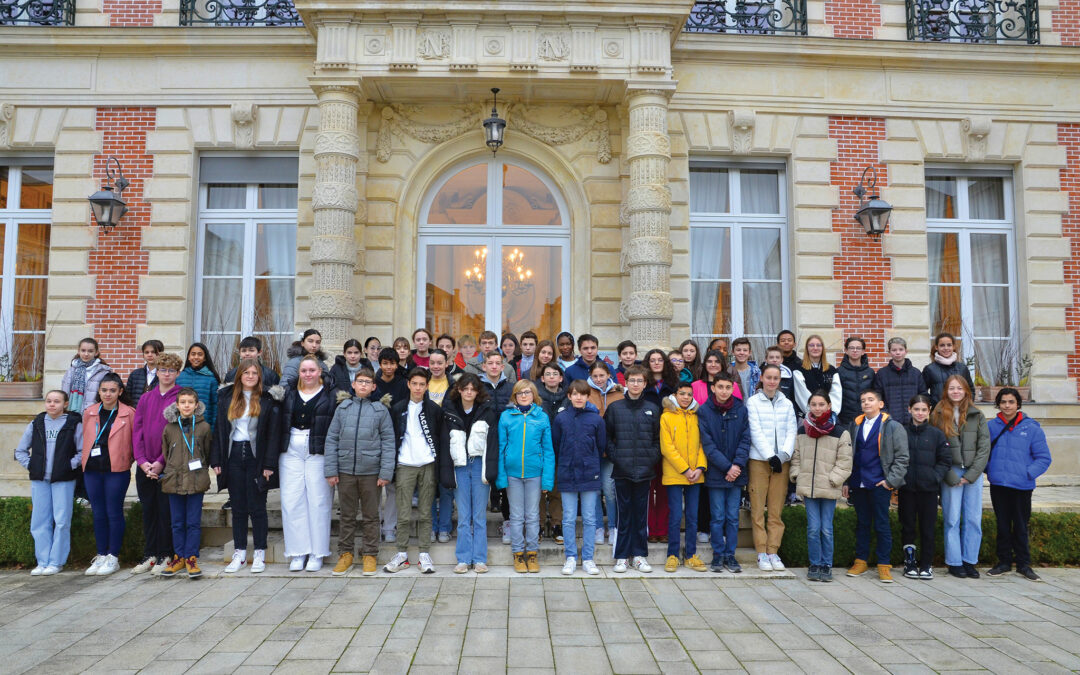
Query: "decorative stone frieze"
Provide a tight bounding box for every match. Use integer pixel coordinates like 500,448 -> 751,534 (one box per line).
509,104 -> 613,164
729,108 -> 756,155
231,103 -> 257,149
962,115 -> 993,161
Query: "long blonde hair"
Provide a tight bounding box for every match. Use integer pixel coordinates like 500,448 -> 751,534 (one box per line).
800,334 -> 833,372
930,374 -> 972,437
228,359 -> 262,421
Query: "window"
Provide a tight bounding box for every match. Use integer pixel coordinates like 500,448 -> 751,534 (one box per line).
689,164 -> 788,359
0,160 -> 52,381
194,156 -> 298,372
418,158 -> 570,338
926,169 -> 1017,384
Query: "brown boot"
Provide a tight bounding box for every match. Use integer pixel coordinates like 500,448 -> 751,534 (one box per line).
878,564 -> 894,583
846,559 -> 868,577
185,556 -> 202,579
513,552 -> 528,573
526,550 -> 540,573
159,555 -> 185,577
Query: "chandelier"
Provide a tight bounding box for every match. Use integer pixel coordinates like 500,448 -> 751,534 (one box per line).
463,246 -> 534,297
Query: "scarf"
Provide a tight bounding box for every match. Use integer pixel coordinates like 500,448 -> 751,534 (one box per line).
517,404 -> 531,414
713,395 -> 735,412
68,358 -> 96,412
804,411 -> 836,439
934,352 -> 958,366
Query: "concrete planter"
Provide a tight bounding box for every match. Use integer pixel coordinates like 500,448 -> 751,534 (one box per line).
0,381 -> 43,400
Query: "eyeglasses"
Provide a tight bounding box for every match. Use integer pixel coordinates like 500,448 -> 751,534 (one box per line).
626,378 -> 646,385
669,358 -> 684,365
355,379 -> 375,386
158,368 -> 178,374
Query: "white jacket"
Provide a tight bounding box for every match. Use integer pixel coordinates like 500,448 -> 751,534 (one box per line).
746,390 -> 798,463
449,419 -> 490,468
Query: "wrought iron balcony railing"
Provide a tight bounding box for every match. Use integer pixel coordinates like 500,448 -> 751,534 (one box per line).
907,0 -> 1038,43
0,0 -> 74,25
685,0 -> 808,35
180,0 -> 302,27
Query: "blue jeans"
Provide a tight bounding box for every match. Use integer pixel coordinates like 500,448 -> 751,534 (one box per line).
562,490 -> 599,561
432,484 -> 455,536
507,476 -> 541,552
804,497 -> 837,567
942,468 -> 983,566
168,493 -> 204,559
851,485 -> 892,564
708,486 -> 740,560
84,470 -> 130,556
30,480 -> 76,568
600,460 -> 616,530
454,457 -> 489,564
666,484 -> 700,558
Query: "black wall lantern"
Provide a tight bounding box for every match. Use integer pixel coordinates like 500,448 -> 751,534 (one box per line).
88,156 -> 129,233
482,88 -> 506,155
852,165 -> 892,236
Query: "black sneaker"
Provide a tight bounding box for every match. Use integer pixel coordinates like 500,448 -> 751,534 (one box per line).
807,565 -> 821,581
987,563 -> 1011,577
222,499 -> 231,510
948,565 -> 968,578
710,559 -> 724,573
903,562 -> 919,579
725,556 -> 742,574
820,566 -> 833,582
1017,567 -> 1042,582
918,567 -> 934,580
963,562 -> 980,579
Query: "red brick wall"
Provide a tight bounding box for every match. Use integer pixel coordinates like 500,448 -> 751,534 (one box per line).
87,108 -> 154,376
825,0 -> 882,39
829,116 -> 891,368
1060,124 -> 1080,400
1054,0 -> 1080,46
105,0 -> 162,27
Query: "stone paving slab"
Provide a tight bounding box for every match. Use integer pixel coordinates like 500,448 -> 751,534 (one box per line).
3,565 -> 1080,673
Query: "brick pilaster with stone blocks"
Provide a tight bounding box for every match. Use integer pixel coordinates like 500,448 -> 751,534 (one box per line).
105,0 -> 163,26
825,0 -> 882,38
1059,124 -> 1080,400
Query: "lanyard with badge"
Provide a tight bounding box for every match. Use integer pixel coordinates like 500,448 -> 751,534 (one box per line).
180,419 -> 203,471
90,405 -> 116,458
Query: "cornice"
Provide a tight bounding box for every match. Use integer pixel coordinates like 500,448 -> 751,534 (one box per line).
0,26 -> 315,56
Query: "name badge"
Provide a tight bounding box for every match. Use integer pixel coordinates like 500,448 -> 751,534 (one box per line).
188,459 -> 203,471
90,446 -> 102,457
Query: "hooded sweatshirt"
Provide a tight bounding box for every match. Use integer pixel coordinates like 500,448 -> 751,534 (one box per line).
133,384 -> 180,466
586,377 -> 625,417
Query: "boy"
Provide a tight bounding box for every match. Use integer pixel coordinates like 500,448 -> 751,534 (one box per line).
426,349 -> 456,541
538,363 -> 568,420
480,351 -> 513,410
698,372 -> 749,573
556,331 -> 577,371
224,336 -> 280,387
552,380 -> 606,575
564,333 -> 616,383
159,387 -> 213,579
466,331 -> 517,382
844,388 -> 909,583
730,338 -> 760,398
385,368 -> 452,574
660,382 -> 708,573
604,364 -> 661,573
764,346 -> 795,408
837,336 -> 874,426
126,339 -> 163,406
325,369 -> 396,576
872,337 -> 924,425
436,334 -> 463,378
777,330 -> 801,372
517,331 -> 538,380
614,340 -> 639,387
373,347 -> 408,408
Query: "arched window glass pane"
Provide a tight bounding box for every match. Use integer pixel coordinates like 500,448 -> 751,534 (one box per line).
428,164 -> 487,224
502,165 -> 561,225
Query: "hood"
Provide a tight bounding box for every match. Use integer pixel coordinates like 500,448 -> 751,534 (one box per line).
163,401 -> 206,423
268,384 -> 286,401
854,411 -> 889,426
662,394 -> 699,415
574,401 -> 600,415
840,356 -> 870,371
538,385 -> 566,402
335,389 -> 352,405
286,344 -> 306,359
890,358 -> 913,373
587,377 -> 620,395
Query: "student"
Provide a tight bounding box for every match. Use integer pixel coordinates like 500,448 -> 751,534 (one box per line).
668,350 -> 690,384
614,340 -> 639,387
536,362 -> 568,546
517,331 -> 538,380
427,349 -> 455,542
529,340 -> 558,383
746,363 -> 797,572
899,394 -> 950,580
660,382 -> 708,573
364,337 -> 383,370
385,368 -> 452,574
564,333 -> 616,383
605,364 -> 661,573
931,375 -> 989,579
985,387 -> 1052,582
324,369 -> 395,577
444,374 -> 500,573
501,333 -> 521,375
426,349 -> 454,408
457,334 -> 477,371
693,350 -> 744,405
466,331 -> 517,382
790,390 -> 852,582
729,338 -> 761,401
707,337 -> 731,364
923,332 -> 975,406
437,334 -> 464,379
126,339 -> 163,407
844,388 -> 909,583
479,350 -> 514,410
556,331 -> 577,372
223,336 -> 280,387
777,330 -> 801,372
132,352 -> 182,574
793,334 -> 842,419
586,359 -> 624,417
373,346 -> 408,409
15,390 -> 82,575
641,349 -> 676,542
282,329 -> 331,388
81,374 -> 135,576
698,372 -> 750,573
176,342 -> 221,428
62,337 -> 112,413
764,346 -> 795,409
679,339 -> 703,382
552,380 -> 606,576
498,379 -> 555,573
213,358 -> 283,574
392,337 -> 412,376
410,329 -> 433,369
330,339 -> 366,398
158,388 -> 213,579
279,355 -> 337,572
836,337 -> 874,426
873,337 -> 925,425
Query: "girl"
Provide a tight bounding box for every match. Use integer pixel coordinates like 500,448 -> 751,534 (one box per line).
15,390 -> 82,575
364,336 -> 382,370
330,339 -> 366,398
552,380 -> 606,576
457,335 -> 478,371
680,339 -> 703,382
793,334 -> 842,419
501,333 -> 521,374
411,328 -> 433,368
668,350 -> 691,384
642,348 -> 677,542
529,340 -> 558,382
931,375 -> 990,578
279,355 -> 337,572
176,342 -> 220,428
586,360 -> 624,417
836,337 -> 874,426
82,373 -> 135,576
746,363 -> 797,572
707,337 -> 730,363
693,350 -> 744,405
923,332 -> 975,406
790,390 -> 852,582
393,337 -> 412,377
497,379 -> 555,573
444,374 -> 500,573
158,388 -> 213,579
212,358 -> 283,574
62,337 -> 112,413
900,394 -> 950,580
282,329 -> 331,388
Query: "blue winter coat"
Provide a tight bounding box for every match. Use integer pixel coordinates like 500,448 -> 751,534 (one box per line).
697,396 -> 751,488
552,402 -> 606,493
176,366 -> 220,428
497,404 -> 555,491
986,413 -> 1051,491
563,356 -> 616,383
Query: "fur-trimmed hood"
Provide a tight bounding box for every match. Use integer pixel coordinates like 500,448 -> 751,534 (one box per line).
287,344 -> 329,362
163,400 -> 206,423
662,394 -> 699,414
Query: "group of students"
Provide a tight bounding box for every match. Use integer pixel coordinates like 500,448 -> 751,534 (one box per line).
16,327 -> 1052,581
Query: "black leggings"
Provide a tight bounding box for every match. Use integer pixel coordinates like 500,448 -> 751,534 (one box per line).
898,489 -> 937,568
228,442 -> 269,551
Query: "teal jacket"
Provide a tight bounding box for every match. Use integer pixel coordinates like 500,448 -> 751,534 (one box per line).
497,404 -> 555,491
175,366 -> 219,428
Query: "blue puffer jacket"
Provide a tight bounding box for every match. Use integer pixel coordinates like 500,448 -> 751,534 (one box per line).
697,396 -> 751,488
986,413 -> 1051,491
176,366 -> 220,428
497,404 -> 555,491
552,402 -> 606,493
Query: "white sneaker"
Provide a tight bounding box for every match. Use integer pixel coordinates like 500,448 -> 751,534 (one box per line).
383,531 -> 396,544
562,557 -> 576,575
501,521 -> 511,545
30,565 -> 45,576
757,553 -> 773,571
85,555 -> 105,576
132,556 -> 156,574
289,556 -> 306,572
41,565 -> 61,576
98,555 -> 119,576
419,553 -> 435,574
251,550 -> 266,573
697,531 -> 710,543
768,554 -> 785,571
384,552 -> 409,573
225,550 -> 246,574
305,556 -> 323,572
595,527 -> 605,544
613,558 -> 628,573
583,560 -> 600,575
632,557 -> 652,573
150,556 -> 169,576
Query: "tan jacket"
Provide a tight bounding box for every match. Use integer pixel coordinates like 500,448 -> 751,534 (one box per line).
790,427 -> 852,500
160,402 -> 213,495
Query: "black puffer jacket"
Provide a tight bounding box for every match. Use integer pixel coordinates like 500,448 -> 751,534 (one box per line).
391,397 -> 455,489
125,367 -> 157,407
538,384 -> 569,424
902,421 -> 951,492
837,356 -> 874,426
329,355 -> 362,399
872,359 -> 925,425
603,395 -> 661,482
212,383 -> 285,491
922,359 -> 974,407
27,412 -> 82,482
278,386 -> 340,456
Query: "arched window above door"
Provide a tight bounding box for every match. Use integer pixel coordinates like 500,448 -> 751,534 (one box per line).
423,159 -> 566,228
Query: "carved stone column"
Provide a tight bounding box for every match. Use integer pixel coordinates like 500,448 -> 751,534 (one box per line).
310,83 -> 363,342
624,87 -> 674,350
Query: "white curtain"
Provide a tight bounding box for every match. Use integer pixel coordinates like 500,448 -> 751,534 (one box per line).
742,228 -> 782,356
689,168 -> 728,213
740,170 -> 780,213
690,227 -> 731,338
969,232 -> 1010,383
967,177 -> 1004,220
925,177 -> 955,219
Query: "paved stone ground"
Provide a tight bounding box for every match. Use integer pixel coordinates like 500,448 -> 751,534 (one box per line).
3,565 -> 1080,674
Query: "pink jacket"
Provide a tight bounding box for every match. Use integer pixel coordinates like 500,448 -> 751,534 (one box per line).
81,403 -> 135,471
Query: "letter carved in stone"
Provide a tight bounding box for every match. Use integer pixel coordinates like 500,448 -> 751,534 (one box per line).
231,103 -> 258,150
537,33 -> 570,61
509,105 -> 612,164
417,30 -> 451,60
375,104 -> 478,162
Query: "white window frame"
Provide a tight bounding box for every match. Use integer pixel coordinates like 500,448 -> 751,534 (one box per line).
688,161 -> 790,355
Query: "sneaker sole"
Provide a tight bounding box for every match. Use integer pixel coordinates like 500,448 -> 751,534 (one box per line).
362,570 -> 377,576
332,570 -> 350,577
188,572 -> 202,579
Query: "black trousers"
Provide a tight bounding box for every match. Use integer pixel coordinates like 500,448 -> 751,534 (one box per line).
228,441 -> 269,551
614,478 -> 650,559
697,488 -> 711,534
135,467 -> 173,558
898,489 -> 937,568
990,485 -> 1032,568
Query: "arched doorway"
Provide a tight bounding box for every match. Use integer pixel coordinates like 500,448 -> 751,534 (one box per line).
417,157 -> 571,338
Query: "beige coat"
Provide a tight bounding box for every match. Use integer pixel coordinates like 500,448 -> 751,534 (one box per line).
789,428 -> 852,500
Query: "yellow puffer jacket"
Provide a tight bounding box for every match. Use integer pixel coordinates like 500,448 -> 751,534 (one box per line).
660,395 -> 706,486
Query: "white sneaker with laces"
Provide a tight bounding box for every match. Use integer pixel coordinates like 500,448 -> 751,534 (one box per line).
98,555 -> 119,576
419,553 -> 435,574
384,552 -> 409,573
562,557 -> 576,575
501,521 -> 511,545
757,553 -> 773,571
150,556 -> 169,576
132,556 -> 156,574
697,531 -> 710,543
41,565 -> 61,576
30,565 -> 45,576
225,550 -> 246,574
595,527 -> 605,545
85,555 -> 105,576
251,550 -> 266,573
305,556 -> 323,572
767,554 -> 785,571
583,560 -> 600,575
289,555 -> 306,572
632,557 -> 652,573
613,559 -> 628,573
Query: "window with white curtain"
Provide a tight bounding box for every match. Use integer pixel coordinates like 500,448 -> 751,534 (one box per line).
689,163 -> 788,359
925,168 -> 1017,384
194,156 -> 298,372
